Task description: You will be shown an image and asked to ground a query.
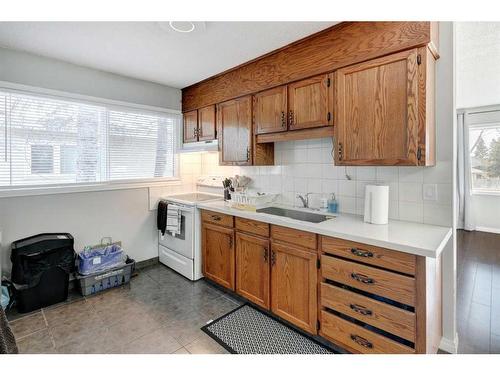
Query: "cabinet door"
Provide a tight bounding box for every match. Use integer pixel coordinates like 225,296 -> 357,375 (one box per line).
236,232 -> 270,309
288,74 -> 332,130
183,109 -> 198,143
202,223 -> 235,290
271,242 -> 317,334
198,105 -> 216,141
254,86 -> 287,134
335,49 -> 419,165
217,96 -> 252,165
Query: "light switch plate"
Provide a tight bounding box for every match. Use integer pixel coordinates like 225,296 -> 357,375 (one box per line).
423,184 -> 438,201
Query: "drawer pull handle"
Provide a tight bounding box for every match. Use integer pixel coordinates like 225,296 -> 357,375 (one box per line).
351,273 -> 374,284
350,334 -> 373,349
351,248 -> 373,258
211,215 -> 221,221
350,304 -> 373,316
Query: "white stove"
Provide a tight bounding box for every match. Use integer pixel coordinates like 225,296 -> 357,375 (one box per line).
158,177 -> 224,280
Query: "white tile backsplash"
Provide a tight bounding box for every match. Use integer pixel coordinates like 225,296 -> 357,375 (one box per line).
195,139 -> 452,226
399,182 -> 423,203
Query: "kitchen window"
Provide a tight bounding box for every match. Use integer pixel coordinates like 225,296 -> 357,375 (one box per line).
0,88 -> 180,191
469,122 -> 500,193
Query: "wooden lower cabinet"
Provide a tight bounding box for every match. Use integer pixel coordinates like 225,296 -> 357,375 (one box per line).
320,310 -> 415,354
201,222 -> 235,290
270,242 -> 318,334
319,235 -> 441,354
201,211 -> 440,354
235,232 -> 270,309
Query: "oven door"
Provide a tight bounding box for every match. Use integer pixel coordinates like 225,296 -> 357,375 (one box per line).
158,203 -> 194,259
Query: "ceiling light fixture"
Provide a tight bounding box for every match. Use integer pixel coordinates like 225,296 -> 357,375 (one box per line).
168,21 -> 195,33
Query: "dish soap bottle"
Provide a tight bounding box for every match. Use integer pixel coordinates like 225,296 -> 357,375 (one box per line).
328,193 -> 338,214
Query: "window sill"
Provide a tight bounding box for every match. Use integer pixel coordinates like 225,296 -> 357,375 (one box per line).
471,190 -> 500,197
0,179 -> 182,199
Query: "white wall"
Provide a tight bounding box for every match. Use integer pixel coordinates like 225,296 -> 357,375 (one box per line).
0,152 -> 200,275
456,22 -> 500,234
0,47 -> 181,110
471,195 -> 500,234
456,22 -> 500,109
200,22 -> 457,351
0,47 -> 184,276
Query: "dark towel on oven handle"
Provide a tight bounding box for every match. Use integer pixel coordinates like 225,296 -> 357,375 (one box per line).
157,200 -> 168,236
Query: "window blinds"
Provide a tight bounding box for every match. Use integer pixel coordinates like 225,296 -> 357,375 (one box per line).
0,89 -> 180,188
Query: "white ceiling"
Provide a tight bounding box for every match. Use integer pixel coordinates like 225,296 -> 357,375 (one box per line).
0,22 -> 337,89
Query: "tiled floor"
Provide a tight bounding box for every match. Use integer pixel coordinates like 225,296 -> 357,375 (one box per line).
457,230 -> 500,353
10,231 -> 498,355
7,264 -> 241,354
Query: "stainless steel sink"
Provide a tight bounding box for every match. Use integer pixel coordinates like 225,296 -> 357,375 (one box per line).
256,207 -> 331,223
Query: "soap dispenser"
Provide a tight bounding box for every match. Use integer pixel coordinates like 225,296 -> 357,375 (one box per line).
327,193 -> 338,214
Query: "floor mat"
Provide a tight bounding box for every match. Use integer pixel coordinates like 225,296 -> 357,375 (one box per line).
201,304 -> 335,354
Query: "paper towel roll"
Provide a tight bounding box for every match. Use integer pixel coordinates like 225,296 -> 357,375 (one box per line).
364,185 -> 389,225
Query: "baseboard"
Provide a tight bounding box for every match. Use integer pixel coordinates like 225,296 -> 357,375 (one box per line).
475,226 -> 500,235
135,257 -> 159,270
439,334 -> 459,354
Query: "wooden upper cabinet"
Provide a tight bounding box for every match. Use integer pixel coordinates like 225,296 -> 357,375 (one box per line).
235,232 -> 270,309
217,96 -> 252,165
198,105 -> 216,141
183,110 -> 198,143
288,74 -> 333,130
254,86 -> 287,135
201,222 -> 235,290
334,48 -> 433,166
271,242 -> 318,334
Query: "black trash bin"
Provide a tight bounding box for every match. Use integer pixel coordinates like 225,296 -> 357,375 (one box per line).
10,233 -> 75,313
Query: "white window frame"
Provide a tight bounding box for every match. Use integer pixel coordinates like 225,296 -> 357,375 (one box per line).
465,105 -> 500,196
0,81 -> 183,198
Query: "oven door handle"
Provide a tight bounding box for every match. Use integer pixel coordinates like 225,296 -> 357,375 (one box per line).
163,202 -> 195,213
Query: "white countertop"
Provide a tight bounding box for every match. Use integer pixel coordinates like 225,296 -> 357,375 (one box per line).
197,201 -> 452,258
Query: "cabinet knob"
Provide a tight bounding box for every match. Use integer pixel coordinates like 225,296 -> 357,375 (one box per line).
350,248 -> 373,258
263,247 -> 269,263
351,273 -> 374,284
338,142 -> 343,161
349,303 -> 373,316
281,111 -> 286,128
288,110 -> 294,127
271,250 -> 276,266
350,334 -> 373,349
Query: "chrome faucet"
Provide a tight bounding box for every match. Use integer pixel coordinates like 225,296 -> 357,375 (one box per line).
297,193 -> 313,208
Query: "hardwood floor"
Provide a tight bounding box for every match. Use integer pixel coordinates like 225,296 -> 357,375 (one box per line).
457,230 -> 500,353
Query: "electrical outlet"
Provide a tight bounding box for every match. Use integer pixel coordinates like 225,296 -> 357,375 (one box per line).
423,184 -> 438,202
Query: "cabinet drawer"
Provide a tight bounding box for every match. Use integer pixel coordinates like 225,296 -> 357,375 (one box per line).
321,236 -> 416,275
201,210 -> 234,227
271,225 -> 317,250
320,310 -> 415,354
236,217 -> 269,237
321,256 -> 415,306
320,283 -> 415,341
